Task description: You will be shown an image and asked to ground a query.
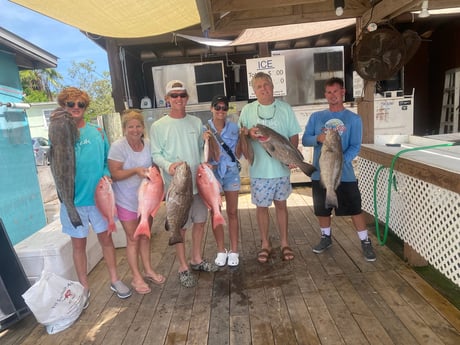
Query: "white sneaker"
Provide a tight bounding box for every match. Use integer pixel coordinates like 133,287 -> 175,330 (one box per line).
227,252 -> 239,267
215,250 -> 228,266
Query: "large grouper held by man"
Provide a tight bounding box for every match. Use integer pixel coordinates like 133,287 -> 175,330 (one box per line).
253,124 -> 316,177
319,129 -> 343,209
48,108 -> 82,228
165,162 -> 193,246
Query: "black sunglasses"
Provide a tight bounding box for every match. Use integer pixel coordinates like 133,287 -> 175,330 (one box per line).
213,105 -> 228,111
169,93 -> 188,99
66,101 -> 86,109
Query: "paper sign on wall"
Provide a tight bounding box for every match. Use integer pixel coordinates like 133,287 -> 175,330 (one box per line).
246,56 -> 286,99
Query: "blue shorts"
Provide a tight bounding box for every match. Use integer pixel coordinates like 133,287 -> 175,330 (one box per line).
183,194 -> 208,229
250,176 -> 292,207
214,165 -> 240,192
60,203 -> 108,238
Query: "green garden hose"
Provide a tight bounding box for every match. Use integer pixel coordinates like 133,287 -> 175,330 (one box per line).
373,141 -> 459,245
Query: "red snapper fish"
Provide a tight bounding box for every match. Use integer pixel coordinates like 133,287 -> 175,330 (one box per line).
196,163 -> 226,229
134,165 -> 165,239
95,176 -> 117,234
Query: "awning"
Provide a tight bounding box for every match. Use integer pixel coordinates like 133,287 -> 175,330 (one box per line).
11,0 -> 201,38
175,18 -> 356,47
231,18 -> 356,46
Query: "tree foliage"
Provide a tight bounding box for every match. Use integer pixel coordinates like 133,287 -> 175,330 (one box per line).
19,59 -> 115,122
19,69 -> 63,102
67,60 -> 115,120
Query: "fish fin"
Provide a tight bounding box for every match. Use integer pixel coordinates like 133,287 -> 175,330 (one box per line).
134,220 -> 151,239
298,161 -> 316,177
212,213 -> 226,230
107,222 -> 117,235
150,203 -> 162,218
168,231 -> 184,246
66,204 -> 83,228
325,190 -> 339,209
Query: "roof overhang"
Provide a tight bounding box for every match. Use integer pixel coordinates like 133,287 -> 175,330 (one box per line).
0,26 -> 57,69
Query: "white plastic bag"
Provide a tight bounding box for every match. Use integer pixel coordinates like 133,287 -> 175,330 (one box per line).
22,271 -> 85,334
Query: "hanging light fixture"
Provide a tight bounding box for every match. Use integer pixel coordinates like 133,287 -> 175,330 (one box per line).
334,0 -> 344,17
419,0 -> 430,18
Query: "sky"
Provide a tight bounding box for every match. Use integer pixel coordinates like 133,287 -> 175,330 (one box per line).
0,0 -> 110,82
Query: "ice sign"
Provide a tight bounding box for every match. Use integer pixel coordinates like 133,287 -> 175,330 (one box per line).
246,56 -> 286,99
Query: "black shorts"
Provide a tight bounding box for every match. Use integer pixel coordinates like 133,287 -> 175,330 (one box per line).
312,180 -> 362,217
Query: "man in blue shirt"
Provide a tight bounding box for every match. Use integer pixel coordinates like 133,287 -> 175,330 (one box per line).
302,77 -> 376,262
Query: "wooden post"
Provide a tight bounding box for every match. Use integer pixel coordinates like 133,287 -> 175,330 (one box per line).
106,39 -> 126,114
355,17 -> 375,144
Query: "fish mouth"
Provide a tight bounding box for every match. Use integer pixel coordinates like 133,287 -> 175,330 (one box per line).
256,135 -> 270,142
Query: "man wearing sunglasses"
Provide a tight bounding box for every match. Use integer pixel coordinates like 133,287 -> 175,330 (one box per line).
239,72 -> 300,264
54,87 -> 132,307
150,80 -> 218,288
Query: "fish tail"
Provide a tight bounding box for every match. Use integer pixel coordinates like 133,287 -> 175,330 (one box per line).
325,190 -> 338,209
168,230 -> 184,246
107,221 -> 117,235
299,161 -> 316,177
66,204 -> 83,228
212,213 -> 226,230
134,219 -> 151,239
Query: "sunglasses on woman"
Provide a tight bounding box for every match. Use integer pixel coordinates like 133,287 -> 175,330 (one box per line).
169,93 -> 188,99
66,101 -> 86,109
213,105 -> 228,111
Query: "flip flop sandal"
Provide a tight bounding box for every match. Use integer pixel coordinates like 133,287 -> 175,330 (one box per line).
131,281 -> 151,295
144,273 -> 166,285
281,246 -> 295,261
257,248 -> 271,263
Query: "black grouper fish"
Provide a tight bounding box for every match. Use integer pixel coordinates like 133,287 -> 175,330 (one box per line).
48,108 -> 82,228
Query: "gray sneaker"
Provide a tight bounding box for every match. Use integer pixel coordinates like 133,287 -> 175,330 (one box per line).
361,239 -> 377,262
312,234 -> 332,254
190,260 -> 219,272
110,280 -> 132,299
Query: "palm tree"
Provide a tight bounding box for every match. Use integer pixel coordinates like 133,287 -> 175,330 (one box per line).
20,68 -> 63,102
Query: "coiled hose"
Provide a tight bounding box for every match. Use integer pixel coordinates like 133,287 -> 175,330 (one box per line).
373,141 -> 459,245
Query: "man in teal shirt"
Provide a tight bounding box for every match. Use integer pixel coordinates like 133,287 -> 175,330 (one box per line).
150,80 -> 218,288
55,87 -> 132,307
239,72 -> 300,263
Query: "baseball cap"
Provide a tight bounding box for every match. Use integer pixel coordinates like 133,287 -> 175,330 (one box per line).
165,80 -> 186,94
211,95 -> 229,107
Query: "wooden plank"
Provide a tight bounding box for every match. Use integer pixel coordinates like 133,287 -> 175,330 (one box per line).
347,272 -> 418,345
229,260 -> 251,345
366,271 -> 446,345
332,274 -> 394,344
207,272 -> 230,345
382,270 -> 460,345
397,267 -> 460,332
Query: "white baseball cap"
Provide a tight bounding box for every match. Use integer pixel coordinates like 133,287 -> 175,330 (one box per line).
165,80 -> 186,94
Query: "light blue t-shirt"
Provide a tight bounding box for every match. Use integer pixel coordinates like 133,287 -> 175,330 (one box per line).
108,137 -> 153,212
150,114 -> 204,193
302,108 -> 362,182
239,99 -> 301,178
74,123 -> 110,206
205,119 -> 239,179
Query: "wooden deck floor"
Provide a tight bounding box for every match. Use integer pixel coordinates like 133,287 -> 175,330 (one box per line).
2,186 -> 460,345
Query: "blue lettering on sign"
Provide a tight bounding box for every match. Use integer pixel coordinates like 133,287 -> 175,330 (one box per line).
257,60 -> 274,70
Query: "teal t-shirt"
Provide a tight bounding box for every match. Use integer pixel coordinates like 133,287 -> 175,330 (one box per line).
150,114 -> 204,194
239,99 -> 301,178
74,123 -> 110,206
